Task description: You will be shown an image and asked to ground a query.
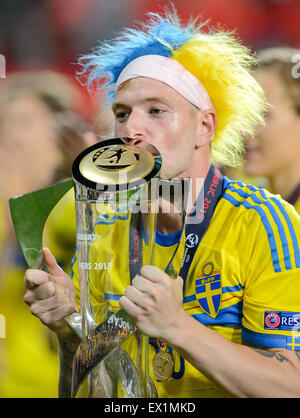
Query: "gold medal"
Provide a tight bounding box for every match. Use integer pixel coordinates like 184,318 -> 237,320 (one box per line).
152,350 -> 174,381
73,138 -> 161,190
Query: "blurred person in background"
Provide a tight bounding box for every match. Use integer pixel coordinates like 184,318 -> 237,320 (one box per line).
0,70 -> 91,198
0,70 -> 95,276
0,70 -> 98,397
244,47 -> 300,214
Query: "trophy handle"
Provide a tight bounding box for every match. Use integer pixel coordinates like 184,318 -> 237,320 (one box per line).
8,179 -> 86,340
9,179 -> 74,268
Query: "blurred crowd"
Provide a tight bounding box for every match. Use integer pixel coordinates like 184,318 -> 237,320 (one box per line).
0,0 -> 299,398
1,0 -> 300,75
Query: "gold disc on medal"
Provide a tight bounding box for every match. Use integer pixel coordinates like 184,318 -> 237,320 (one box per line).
152,351 -> 174,381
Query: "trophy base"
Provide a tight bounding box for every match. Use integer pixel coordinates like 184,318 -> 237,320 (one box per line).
74,347 -> 157,398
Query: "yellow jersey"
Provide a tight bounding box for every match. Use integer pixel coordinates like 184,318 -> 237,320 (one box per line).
71,175 -> 300,398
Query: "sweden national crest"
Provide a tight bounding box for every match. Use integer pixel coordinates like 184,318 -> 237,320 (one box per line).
195,270 -> 222,318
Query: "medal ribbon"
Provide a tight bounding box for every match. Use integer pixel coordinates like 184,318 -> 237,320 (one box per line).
128,164 -> 224,282
178,164 -> 224,282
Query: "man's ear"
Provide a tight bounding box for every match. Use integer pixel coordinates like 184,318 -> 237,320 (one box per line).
195,110 -> 216,148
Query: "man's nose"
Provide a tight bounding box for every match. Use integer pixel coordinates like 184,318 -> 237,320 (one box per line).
124,110 -> 146,144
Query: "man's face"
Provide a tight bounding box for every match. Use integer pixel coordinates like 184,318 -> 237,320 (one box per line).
113,77 -> 201,179
244,69 -> 300,178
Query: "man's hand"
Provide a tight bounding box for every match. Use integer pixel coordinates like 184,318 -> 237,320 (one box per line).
119,265 -> 185,341
24,247 -> 78,340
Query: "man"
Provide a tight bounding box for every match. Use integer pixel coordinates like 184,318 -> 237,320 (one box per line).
24,10 -> 300,397
244,47 -> 300,214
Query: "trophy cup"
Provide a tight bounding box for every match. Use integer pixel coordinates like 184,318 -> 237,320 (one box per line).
70,138 -> 162,397
9,138 -> 190,398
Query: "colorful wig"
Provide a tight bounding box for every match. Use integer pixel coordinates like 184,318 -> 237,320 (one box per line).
78,9 -> 266,167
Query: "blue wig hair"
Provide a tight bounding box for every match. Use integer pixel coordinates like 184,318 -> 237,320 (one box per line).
77,10 -> 201,101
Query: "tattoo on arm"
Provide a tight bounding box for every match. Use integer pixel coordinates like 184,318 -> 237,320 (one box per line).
252,347 -> 288,363
244,342 -> 293,363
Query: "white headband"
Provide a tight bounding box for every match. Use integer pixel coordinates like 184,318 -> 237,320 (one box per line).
115,55 -> 215,112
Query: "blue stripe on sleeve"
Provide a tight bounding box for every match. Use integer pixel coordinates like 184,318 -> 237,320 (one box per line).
192,301 -> 243,326
269,197 -> 300,268
241,327 -> 300,350
227,184 -> 292,270
222,283 -> 243,293
222,192 -> 281,273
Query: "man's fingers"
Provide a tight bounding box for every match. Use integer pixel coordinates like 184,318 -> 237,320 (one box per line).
43,247 -> 65,277
39,304 -> 78,329
24,248 -> 64,290
24,250 -> 78,338
24,269 -> 51,290
125,285 -> 144,305
24,280 -> 57,304
119,295 -> 143,318
140,265 -> 175,283
175,275 -> 184,291
131,275 -> 156,296
29,295 -> 64,315
139,265 -> 184,294
139,265 -> 164,282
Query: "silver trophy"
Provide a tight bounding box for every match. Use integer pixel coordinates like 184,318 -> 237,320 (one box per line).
9,138 -> 190,398
70,138 -> 162,397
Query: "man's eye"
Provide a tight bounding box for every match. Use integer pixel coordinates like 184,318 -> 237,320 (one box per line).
150,108 -> 164,115
115,111 -> 128,120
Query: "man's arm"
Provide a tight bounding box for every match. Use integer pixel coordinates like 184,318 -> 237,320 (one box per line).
168,313 -> 300,397
57,336 -> 80,397
24,247 -> 80,398
119,265 -> 300,398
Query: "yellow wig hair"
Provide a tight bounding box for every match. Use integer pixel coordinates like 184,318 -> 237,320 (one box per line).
171,32 -> 266,167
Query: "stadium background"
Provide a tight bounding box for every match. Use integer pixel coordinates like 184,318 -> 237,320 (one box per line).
1,0 -> 300,108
